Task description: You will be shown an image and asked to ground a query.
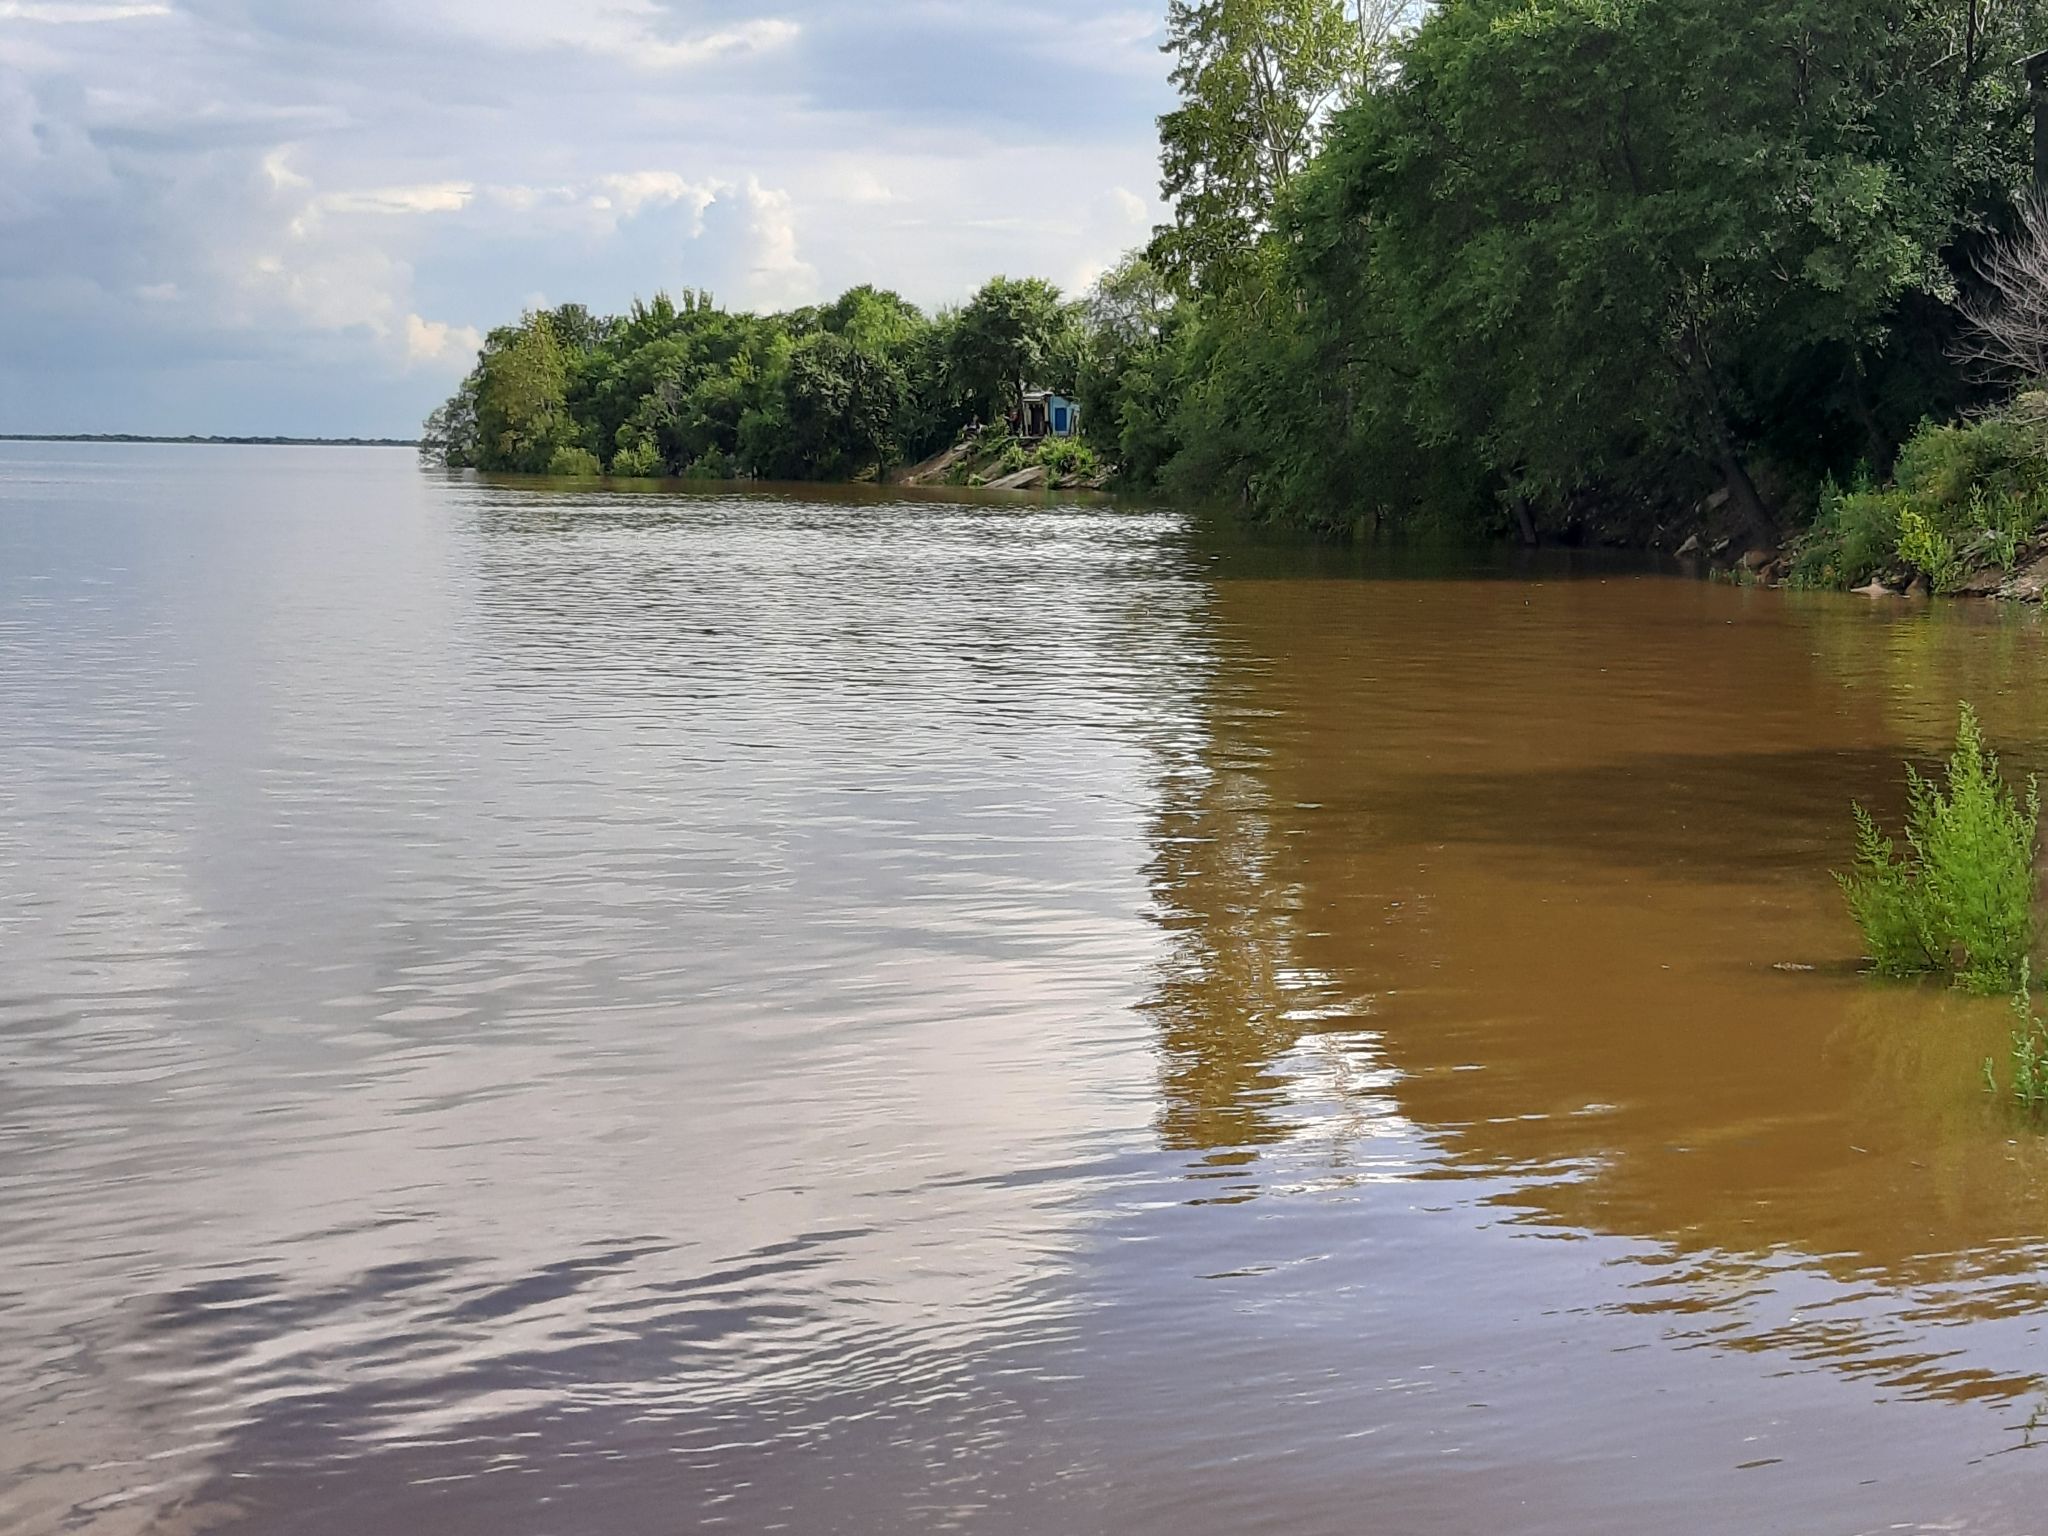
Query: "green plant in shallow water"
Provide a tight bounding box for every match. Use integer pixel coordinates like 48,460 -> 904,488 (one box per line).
2003,966 -> 2048,1114
1839,704 -> 2040,994
545,444 -> 602,477
1841,804 -> 1927,976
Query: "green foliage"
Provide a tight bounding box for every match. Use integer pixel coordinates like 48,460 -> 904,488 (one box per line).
545,445 -> 602,477
1896,504 -> 1962,591
1840,803 -> 1932,977
998,443 -> 1028,473
1036,437 -> 1098,477
610,438 -> 663,478
1975,488 -> 2038,570
1839,705 -> 2041,995
2000,967 -> 2048,1116
419,380 -> 479,469
1112,0 -> 2048,537
1153,0 -> 1367,292
1892,414 -> 2045,511
1791,412 -> 2048,588
474,313 -> 570,473
946,277 -> 1083,425
1788,471 -> 1894,588
425,284 -> 979,483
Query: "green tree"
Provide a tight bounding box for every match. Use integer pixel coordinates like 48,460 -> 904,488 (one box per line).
474,313 -> 570,473
1295,0 -> 2017,537
419,376 -> 479,468
1079,253 -> 1188,485
947,277 -> 1081,424
1152,0 -> 1369,292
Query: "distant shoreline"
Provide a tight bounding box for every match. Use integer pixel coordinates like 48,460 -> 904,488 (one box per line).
0,434 -> 419,448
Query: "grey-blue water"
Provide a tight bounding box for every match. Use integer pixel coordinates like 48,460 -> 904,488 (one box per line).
3,443 -> 2046,1536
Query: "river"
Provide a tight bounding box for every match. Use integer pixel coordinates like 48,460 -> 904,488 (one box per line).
3,443 -> 2046,1534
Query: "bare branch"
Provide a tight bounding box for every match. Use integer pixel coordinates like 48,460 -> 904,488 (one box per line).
1956,195 -> 2048,382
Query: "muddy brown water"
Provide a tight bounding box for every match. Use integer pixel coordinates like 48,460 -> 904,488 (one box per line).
4,444 -> 2048,1536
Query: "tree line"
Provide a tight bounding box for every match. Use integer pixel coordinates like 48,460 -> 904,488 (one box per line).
421,279 -> 1089,481
428,0 -> 2048,545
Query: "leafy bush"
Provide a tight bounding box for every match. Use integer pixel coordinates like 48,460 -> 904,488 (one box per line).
611,440 -> 664,478
682,448 -> 735,480
1892,414 -> 2043,510
1896,504 -> 1962,590
1839,704 -> 2040,994
546,445 -> 603,477
1792,414 -> 2048,589
1036,437 -> 1099,477
1788,472 -> 1896,588
998,443 -> 1029,473
1842,804 -> 1934,975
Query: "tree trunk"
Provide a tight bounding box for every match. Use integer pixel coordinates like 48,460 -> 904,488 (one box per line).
1511,493 -> 1537,547
1847,353 -> 1889,473
1713,440 -> 1774,546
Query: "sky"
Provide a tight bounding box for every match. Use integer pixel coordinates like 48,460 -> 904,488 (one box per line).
0,0 -> 1176,437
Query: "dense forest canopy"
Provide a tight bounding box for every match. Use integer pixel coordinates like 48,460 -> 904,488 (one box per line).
427,0 -> 2048,547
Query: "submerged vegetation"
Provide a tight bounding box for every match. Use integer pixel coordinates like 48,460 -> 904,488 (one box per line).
1841,705 -> 2040,996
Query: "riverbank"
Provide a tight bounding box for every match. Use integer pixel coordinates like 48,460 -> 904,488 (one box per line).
890,431 -> 1117,493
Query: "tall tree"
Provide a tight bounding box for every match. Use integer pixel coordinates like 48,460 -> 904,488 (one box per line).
1298,0 -> 2019,535
1152,0 -> 1420,292
474,313 -> 569,474
947,277 -> 1081,424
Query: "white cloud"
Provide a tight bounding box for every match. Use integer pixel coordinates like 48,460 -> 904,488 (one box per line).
732,175 -> 817,310
240,241 -> 408,339
0,2 -> 170,21
399,1 -> 800,73
0,0 -> 1178,433
828,163 -> 901,207
629,17 -> 801,71
261,148 -> 310,192
404,312 -> 482,366
312,182 -> 476,218
592,171 -> 718,222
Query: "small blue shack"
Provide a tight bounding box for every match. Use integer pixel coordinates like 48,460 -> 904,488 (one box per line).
1019,389 -> 1080,440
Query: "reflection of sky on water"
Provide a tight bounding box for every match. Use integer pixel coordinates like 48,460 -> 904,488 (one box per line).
4,445 -> 2048,1536
0,449 -> 1206,1531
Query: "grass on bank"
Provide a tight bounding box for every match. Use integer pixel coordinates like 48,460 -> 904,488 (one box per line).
946,432 -> 1101,486
1790,402 -> 2048,592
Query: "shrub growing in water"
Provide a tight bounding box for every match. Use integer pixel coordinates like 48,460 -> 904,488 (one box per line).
611,440 -> 664,478
1998,966 -> 2048,1114
1839,704 -> 2040,994
546,445 -> 603,477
